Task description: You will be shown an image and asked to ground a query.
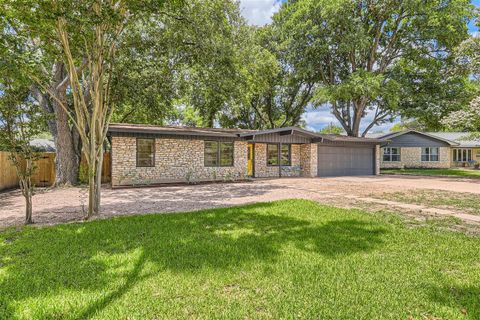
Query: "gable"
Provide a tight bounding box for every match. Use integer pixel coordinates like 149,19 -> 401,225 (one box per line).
386,132 -> 451,148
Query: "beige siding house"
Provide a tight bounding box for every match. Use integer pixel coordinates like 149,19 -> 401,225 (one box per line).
107,124 -> 382,187
371,130 -> 480,169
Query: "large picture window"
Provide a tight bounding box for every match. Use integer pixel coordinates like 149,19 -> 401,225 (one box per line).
421,147 -> 439,162
267,144 -> 291,166
136,138 -> 155,167
453,148 -> 472,162
204,141 -> 234,167
382,147 -> 400,162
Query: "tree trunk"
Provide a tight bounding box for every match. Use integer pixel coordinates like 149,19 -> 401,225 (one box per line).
31,62 -> 81,186
25,189 -> 33,224
93,148 -> 104,215
53,99 -> 80,186
22,159 -> 33,224
87,162 -> 96,219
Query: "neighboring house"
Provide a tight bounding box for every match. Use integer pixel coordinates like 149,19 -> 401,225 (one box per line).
370,130 -> 480,169
107,124 -> 383,187
29,139 -> 56,152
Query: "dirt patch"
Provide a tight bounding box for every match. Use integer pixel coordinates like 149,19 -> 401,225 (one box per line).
1,176 -> 479,228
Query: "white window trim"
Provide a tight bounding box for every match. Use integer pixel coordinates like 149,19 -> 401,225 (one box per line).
453,148 -> 473,162
382,147 -> 401,162
421,147 -> 440,162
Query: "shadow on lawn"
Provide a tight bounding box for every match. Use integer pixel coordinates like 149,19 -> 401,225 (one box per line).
0,201 -> 387,319
427,284 -> 480,319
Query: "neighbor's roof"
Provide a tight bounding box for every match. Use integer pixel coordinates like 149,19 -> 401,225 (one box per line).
369,130 -> 480,147
108,123 -> 383,143
369,130 -> 459,146
30,139 -> 56,152
426,132 -> 480,148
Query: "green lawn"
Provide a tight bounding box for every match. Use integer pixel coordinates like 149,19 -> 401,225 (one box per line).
382,168 -> 480,179
1,200 -> 480,319
378,190 -> 480,215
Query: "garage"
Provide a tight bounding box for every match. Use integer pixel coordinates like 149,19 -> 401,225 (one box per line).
317,145 -> 376,177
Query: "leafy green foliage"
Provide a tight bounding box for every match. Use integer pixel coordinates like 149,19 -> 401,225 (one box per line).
273,0 -> 475,136
111,0 -> 247,126
0,80 -> 49,223
442,96 -> 480,138
319,123 -> 344,134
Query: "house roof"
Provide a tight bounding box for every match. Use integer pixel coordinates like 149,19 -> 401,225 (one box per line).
426,132 -> 480,148
30,139 -> 56,152
108,123 -> 383,144
108,123 -> 255,138
371,130 -> 459,146
370,130 -> 480,147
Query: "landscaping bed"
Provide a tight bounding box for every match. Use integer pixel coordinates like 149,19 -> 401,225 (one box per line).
1,200 -> 479,319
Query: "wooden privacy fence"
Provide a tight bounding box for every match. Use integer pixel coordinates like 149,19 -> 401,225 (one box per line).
0,151 -> 111,191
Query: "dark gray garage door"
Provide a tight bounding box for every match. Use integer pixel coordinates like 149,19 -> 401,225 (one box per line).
317,145 -> 375,177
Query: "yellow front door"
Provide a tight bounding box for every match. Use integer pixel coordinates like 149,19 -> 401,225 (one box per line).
247,144 -> 254,176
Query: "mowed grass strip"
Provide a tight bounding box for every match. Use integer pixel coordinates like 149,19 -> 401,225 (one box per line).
378,189 -> 480,215
1,199 -> 480,319
382,168 -> 480,179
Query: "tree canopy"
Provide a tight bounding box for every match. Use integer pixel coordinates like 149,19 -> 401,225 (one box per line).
271,0 -> 475,136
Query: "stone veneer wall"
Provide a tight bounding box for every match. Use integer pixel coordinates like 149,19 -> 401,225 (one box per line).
375,145 -> 380,175
380,147 -> 450,169
111,136 -> 248,186
253,143 -> 303,178
300,143 -> 318,177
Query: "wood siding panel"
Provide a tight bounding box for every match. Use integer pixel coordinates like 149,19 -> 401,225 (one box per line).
386,132 -> 450,148
249,133 -> 311,144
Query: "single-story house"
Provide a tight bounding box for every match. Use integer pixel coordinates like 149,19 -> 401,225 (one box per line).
369,130 -> 480,169
107,123 -> 383,187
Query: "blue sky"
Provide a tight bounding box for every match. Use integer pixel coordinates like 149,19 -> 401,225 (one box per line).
239,0 -> 480,133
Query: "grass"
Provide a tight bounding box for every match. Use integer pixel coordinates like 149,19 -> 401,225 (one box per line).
377,190 -> 480,216
1,200 -> 480,319
382,168 -> 480,179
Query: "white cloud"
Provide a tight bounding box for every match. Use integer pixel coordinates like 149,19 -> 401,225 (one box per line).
239,0 -> 281,26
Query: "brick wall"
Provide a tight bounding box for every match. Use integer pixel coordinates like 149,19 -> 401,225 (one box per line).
380,147 -> 451,169
111,136 -> 248,186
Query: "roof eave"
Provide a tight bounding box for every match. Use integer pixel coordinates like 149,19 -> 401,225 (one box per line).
108,127 -> 239,138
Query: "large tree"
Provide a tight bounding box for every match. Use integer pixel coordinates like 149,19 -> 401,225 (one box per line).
111,0 -> 248,127
273,0 -> 474,136
218,25 -> 316,129
22,0 -> 167,217
0,6 -> 81,185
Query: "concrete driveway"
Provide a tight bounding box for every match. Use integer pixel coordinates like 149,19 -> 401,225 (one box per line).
0,175 -> 479,227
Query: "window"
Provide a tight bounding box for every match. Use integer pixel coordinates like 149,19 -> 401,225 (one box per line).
136,138 -> 155,167
281,144 -> 291,166
453,148 -> 472,162
220,142 -> 234,166
204,141 -> 234,167
421,147 -> 439,162
267,144 -> 291,166
267,144 -> 279,166
382,147 -> 400,162
204,141 -> 219,166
